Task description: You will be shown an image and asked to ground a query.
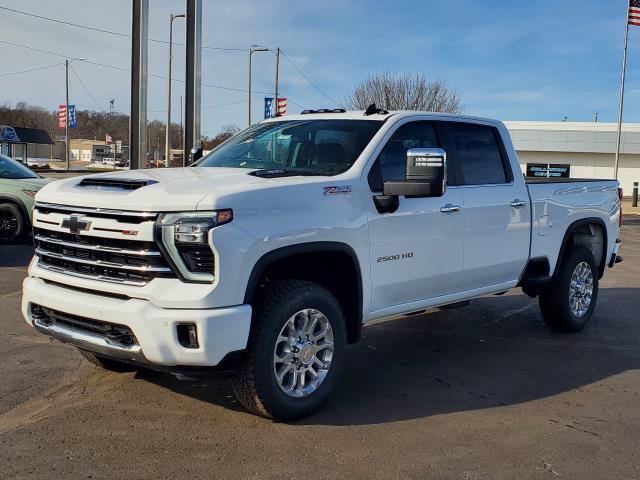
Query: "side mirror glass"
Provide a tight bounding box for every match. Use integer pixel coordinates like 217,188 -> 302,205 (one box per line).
382,148 -> 447,198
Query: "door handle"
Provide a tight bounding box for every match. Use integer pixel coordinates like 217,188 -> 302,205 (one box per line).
440,204 -> 461,213
510,199 -> 527,208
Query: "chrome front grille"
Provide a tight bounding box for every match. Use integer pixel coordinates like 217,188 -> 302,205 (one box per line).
33,203 -> 176,286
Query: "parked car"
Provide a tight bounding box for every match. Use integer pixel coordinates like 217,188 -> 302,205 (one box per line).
22,109 -> 622,420
0,154 -> 50,244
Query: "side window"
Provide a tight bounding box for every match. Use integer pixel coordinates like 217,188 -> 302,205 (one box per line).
448,123 -> 509,185
368,122 -> 443,192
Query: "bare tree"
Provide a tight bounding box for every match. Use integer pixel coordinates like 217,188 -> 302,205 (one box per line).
345,73 -> 462,113
201,124 -> 241,150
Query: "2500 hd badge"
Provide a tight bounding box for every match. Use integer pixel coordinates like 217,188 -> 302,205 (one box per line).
377,252 -> 414,263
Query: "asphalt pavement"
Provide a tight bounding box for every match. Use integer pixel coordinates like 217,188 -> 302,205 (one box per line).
0,220 -> 639,479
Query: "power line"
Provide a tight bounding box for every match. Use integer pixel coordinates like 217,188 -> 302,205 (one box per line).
149,99 -> 249,114
0,39 -> 81,59
286,97 -> 306,110
202,99 -> 249,109
70,64 -> 106,112
0,5 -> 246,51
280,49 -> 340,107
0,61 -> 63,77
0,39 -> 263,92
0,39 -> 306,109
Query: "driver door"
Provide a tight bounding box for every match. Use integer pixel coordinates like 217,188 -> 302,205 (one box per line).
365,121 -> 465,313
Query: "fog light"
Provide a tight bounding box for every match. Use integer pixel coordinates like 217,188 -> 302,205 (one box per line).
177,323 -> 199,349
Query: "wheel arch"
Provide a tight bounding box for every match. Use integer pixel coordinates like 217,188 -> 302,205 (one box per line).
0,194 -> 30,225
554,217 -> 608,280
243,242 -> 364,344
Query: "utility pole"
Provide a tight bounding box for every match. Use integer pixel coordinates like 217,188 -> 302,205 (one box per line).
274,47 -> 280,116
166,13 -> 185,168
65,59 -> 70,171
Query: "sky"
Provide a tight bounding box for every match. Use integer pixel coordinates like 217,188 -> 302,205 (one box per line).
1,0 -> 639,137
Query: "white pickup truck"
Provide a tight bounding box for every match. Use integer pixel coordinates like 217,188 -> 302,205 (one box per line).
22,108 -> 623,420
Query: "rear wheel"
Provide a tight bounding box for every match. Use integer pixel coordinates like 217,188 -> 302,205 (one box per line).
232,280 -> 346,421
539,247 -> 599,332
78,348 -> 136,372
0,202 -> 25,244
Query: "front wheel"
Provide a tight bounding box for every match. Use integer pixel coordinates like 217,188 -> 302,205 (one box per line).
0,202 -> 26,244
232,280 -> 346,421
539,247 -> 599,332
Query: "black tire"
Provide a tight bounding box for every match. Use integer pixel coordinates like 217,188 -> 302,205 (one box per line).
0,202 -> 26,244
232,280 -> 347,421
539,246 -> 599,332
78,348 -> 137,372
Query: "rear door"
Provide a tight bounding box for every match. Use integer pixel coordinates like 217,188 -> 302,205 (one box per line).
445,121 -> 530,291
365,120 -> 466,313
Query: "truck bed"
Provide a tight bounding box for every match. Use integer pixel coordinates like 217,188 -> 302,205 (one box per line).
526,178 -> 620,275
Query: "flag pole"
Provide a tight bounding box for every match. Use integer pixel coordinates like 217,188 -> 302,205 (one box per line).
615,1 -> 631,179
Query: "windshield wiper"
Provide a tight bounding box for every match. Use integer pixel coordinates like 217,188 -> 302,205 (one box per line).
249,169 -> 324,178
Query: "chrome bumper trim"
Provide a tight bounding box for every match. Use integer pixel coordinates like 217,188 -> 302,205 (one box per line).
33,317 -> 149,364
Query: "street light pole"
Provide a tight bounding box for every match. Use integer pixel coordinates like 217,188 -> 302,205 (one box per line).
274,47 -> 280,116
65,59 -> 70,171
248,49 -> 253,126
166,13 -> 185,168
64,57 -> 86,171
248,46 -> 269,126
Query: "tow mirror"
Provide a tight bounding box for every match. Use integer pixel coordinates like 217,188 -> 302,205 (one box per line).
384,148 -> 447,198
374,148 -> 447,214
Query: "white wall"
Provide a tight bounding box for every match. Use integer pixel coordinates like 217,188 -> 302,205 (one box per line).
505,121 -> 640,194
515,150 -> 638,193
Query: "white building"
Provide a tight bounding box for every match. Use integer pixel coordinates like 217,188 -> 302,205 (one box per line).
505,121 -> 640,193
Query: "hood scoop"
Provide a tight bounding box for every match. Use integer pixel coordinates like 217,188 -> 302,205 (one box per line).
77,178 -> 159,191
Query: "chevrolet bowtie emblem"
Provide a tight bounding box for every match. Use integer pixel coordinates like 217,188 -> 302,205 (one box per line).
61,214 -> 92,234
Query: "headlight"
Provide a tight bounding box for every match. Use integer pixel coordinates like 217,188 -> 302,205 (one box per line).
157,209 -> 232,282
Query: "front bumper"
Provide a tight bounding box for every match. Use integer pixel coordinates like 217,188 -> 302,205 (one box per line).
22,276 -> 252,367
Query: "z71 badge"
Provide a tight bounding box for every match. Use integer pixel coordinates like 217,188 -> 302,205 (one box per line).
323,185 -> 352,196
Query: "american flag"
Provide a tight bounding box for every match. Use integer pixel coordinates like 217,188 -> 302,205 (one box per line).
58,104 -> 67,128
276,97 -> 287,116
630,0 -> 640,27
58,104 -> 77,128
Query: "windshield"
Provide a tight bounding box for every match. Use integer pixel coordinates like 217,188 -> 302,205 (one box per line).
0,154 -> 39,179
195,119 -> 383,176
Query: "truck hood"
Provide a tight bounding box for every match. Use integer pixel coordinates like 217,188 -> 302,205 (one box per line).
34,167 -> 279,211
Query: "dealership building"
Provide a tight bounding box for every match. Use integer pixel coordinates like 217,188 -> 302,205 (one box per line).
505,121 -> 640,194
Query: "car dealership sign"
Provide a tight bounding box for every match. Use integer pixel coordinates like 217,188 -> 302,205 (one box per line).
526,163 -> 571,178
0,126 -> 20,143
